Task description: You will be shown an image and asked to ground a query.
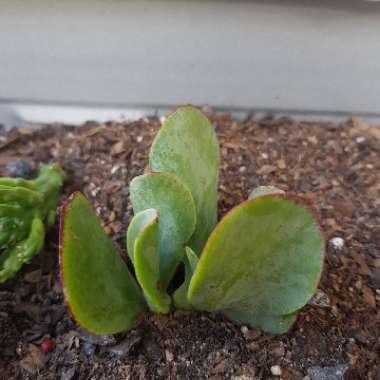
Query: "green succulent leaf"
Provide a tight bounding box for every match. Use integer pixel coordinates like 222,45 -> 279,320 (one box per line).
126,208 -> 158,263
0,204 -> 24,218
0,178 -> 34,189
60,192 -> 145,335
0,162 -> 65,282
188,194 -> 324,334
133,211 -> 171,313
224,309 -> 297,335
173,246 -> 199,310
33,163 -> 66,228
130,172 -> 196,288
186,246 -> 199,273
0,218 -> 44,283
149,106 -> 220,254
0,213 -> 35,248
249,185 -> 284,200
0,186 -> 43,206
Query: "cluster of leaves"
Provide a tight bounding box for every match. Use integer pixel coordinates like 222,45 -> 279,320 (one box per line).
60,106 -> 324,335
0,163 -> 65,283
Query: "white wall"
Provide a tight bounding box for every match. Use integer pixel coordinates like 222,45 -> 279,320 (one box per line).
0,0 -> 380,125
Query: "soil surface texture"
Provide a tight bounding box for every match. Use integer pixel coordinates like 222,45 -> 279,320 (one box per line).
0,113 -> 379,380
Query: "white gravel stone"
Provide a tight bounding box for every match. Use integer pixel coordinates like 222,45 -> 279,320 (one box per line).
270,365 -> 282,376
111,164 -> 121,174
355,136 -> 366,144
330,237 -> 344,250
165,349 -> 174,362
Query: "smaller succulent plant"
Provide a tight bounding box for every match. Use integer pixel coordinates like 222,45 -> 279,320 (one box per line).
0,163 -> 65,282
60,106 -> 324,335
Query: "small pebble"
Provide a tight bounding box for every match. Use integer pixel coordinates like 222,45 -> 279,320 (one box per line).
82,341 -> 95,356
6,160 -> 31,178
90,188 -> 100,197
109,211 -> 116,222
309,289 -> 331,308
111,165 -> 121,174
61,367 -> 76,380
270,365 -> 282,376
307,364 -> 347,380
79,328 -> 116,346
165,349 -> 174,362
108,331 -> 142,357
104,225 -> 113,236
355,136 -> 366,144
330,237 -> 344,250
223,339 -> 239,352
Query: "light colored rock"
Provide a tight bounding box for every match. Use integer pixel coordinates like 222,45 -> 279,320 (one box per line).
307,364 -> 347,380
270,365 -> 282,376
330,237 -> 344,250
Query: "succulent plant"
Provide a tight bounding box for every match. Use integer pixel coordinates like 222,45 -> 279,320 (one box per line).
60,106 -> 324,335
0,163 -> 65,283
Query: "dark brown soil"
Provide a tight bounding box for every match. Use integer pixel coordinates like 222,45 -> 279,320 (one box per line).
0,113 -> 379,380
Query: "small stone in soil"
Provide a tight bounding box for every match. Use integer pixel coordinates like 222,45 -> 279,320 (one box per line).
307,364 -> 347,380
309,289 -> 331,308
355,136 -> 366,144
223,339 -> 240,353
329,237 -> 344,250
6,160 -> 31,178
78,327 -> 116,346
61,367 -> 76,380
165,349 -> 174,362
108,331 -> 142,358
270,365 -> 282,376
82,341 -> 95,356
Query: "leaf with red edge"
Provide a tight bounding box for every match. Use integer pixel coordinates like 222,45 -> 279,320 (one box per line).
60,192 -> 145,335
188,193 -> 324,334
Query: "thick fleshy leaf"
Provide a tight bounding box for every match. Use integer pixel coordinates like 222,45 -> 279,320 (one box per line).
0,177 -> 34,189
0,218 -> 44,283
186,246 -> 199,273
134,213 -> 171,313
249,185 -> 284,200
130,172 -> 196,288
224,309 -> 297,335
173,247 -> 199,309
188,194 -> 324,334
0,204 -> 24,218
149,106 -> 220,254
126,208 -> 157,263
0,162 -> 64,283
0,185 -> 43,206
60,192 -> 145,335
